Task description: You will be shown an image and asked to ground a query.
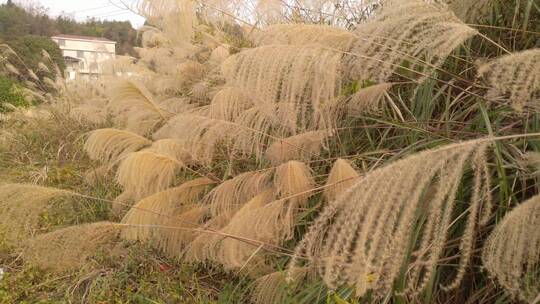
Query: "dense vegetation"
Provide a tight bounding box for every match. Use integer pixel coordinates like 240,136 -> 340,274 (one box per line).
0,0 -> 539,303
0,2 -> 139,56
0,2 -> 140,112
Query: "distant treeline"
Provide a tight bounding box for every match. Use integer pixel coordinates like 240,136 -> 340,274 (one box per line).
0,1 -> 139,56
0,1 -> 139,110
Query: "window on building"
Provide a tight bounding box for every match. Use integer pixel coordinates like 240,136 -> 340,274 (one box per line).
77,50 -> 84,58
58,39 -> 65,46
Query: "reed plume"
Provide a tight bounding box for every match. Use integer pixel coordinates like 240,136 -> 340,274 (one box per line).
121,177 -> 214,242
84,128 -> 152,164
109,80 -> 169,134
70,103 -> 108,125
252,267 -> 312,304
206,87 -> 253,121
446,0 -> 493,21
202,170 -> 274,217
0,184 -> 74,244
187,161 -> 315,270
221,44 -> 344,130
478,49 -> 540,112
109,80 -> 167,119
116,151 -> 184,201
138,0 -> 197,45
265,131 -> 327,165
348,0 -> 477,83
23,222 -> 120,273
482,194 -> 540,302
289,139 -> 492,298
153,103 -> 297,164
324,158 -> 360,202
148,139 -> 194,164
346,83 -> 393,115
254,24 -> 356,50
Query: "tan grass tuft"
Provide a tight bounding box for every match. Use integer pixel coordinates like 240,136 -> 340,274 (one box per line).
349,0 -> 477,83
121,177 -> 215,242
265,131 -> 327,165
138,0 -> 197,45
160,206 -> 209,258
84,128 -> 152,164
254,24 -> 356,50
83,165 -> 111,186
289,140 -> 492,297
478,49 -> 540,112
207,87 -> 253,121
200,161 -> 316,269
116,151 -> 184,201
0,184 -> 74,244
109,80 -> 166,118
71,103 -> 108,125
201,188 -> 277,270
23,222 -> 120,273
148,139 -> 194,164
251,267 -> 312,304
347,83 -> 393,115
482,194 -> 540,302
274,160 -> 316,204
324,159 -> 360,202
202,170 -> 274,217
221,45 -> 344,130
153,103 -> 297,164
446,0 -> 493,21
109,80 -> 169,134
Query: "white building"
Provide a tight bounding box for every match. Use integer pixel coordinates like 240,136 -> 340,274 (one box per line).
51,34 -> 116,80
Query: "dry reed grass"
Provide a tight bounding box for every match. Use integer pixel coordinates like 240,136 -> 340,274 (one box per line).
254,24 -> 356,50
84,128 -> 152,164
23,222 -> 120,273
482,194 -> 540,302
478,49 -> 540,112
348,0 -> 477,83
289,140 -> 492,298
221,44 -> 344,130
116,151 -> 184,201
0,184 -> 74,244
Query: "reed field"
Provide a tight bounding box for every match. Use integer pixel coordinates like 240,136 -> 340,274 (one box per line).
0,0 -> 539,303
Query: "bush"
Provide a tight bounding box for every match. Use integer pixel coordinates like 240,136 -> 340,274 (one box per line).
8,35 -> 65,79
0,75 -> 28,112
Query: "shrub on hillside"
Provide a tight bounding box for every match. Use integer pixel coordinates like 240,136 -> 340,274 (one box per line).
0,75 -> 28,112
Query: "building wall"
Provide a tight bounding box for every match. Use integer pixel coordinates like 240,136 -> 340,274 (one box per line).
51,37 -> 116,79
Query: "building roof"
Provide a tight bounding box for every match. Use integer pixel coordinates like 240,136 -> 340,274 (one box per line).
51,34 -> 116,44
64,56 -> 81,62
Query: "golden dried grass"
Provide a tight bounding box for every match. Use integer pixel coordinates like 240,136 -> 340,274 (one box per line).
324,158 -> 360,202
0,184 -> 74,244
121,177 -> 215,242
116,151 -> 184,201
478,49 -> 540,112
289,140 -> 492,298
265,131 -> 327,165
349,0 -> 477,83
251,267 -> 312,304
23,222 -> 120,273
84,128 -> 152,164
482,194 -> 540,302
254,24 -> 356,50
221,44 -> 344,130
202,170 -> 274,217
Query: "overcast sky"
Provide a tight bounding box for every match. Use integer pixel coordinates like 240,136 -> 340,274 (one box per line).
1,0 -> 146,28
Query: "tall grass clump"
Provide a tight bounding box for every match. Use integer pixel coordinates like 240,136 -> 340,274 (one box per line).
1,0 -> 540,303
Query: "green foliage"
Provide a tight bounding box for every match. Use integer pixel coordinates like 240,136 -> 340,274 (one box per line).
56,17 -> 139,56
8,35 -> 65,77
0,75 -> 28,112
